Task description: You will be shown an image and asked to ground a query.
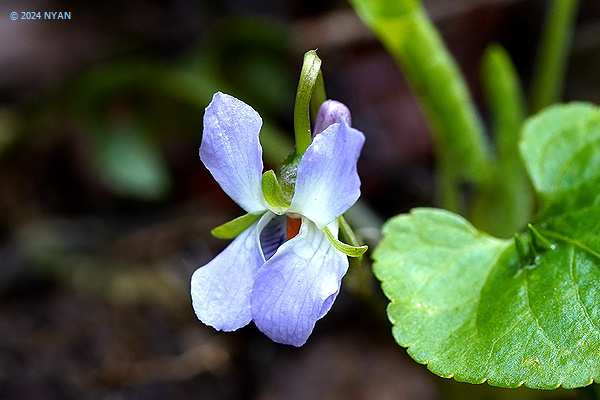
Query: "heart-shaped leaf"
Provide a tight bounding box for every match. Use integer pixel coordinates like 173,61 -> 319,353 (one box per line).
373,103 -> 600,389
375,208 -> 600,389
520,103 -> 600,200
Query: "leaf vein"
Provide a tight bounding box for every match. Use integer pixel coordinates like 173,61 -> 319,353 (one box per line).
568,246 -> 600,335
473,244 -> 511,336
524,270 -> 559,350
443,244 -> 509,377
540,229 -> 600,261
519,328 -> 538,383
489,314 -> 527,359
551,139 -> 592,193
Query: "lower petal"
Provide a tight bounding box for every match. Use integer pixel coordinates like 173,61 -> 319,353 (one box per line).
191,221 -> 263,331
251,219 -> 348,346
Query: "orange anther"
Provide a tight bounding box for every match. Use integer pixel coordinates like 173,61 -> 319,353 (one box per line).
286,216 -> 302,239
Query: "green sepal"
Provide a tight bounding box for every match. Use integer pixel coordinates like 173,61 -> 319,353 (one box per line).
310,70 -> 326,122
261,170 -> 291,211
338,215 -> 365,263
527,223 -> 555,252
513,233 -> 529,266
211,213 -> 262,239
323,226 -> 368,257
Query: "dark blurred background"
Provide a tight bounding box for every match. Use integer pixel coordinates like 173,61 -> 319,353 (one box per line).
1,0 -> 600,399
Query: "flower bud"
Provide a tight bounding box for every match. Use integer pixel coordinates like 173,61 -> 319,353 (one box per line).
313,100 -> 352,136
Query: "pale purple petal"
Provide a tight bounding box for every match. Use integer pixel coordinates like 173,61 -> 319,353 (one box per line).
200,92 -> 267,213
313,100 -> 352,136
251,219 -> 348,346
316,219 -> 343,319
191,221 -> 263,331
288,121 -> 365,228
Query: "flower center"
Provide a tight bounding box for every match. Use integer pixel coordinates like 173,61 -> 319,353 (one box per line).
278,153 -> 302,202
286,216 -> 302,239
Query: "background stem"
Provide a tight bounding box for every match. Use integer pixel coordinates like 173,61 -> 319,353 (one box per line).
350,0 -> 491,214
530,0 -> 579,113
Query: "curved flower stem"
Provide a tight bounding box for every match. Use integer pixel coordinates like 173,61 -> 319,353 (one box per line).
310,71 -> 326,122
294,50 -> 322,155
530,0 -> 579,113
323,226 -> 368,257
338,215 -> 362,249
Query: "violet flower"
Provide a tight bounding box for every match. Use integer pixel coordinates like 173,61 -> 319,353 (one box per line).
191,92 -> 365,346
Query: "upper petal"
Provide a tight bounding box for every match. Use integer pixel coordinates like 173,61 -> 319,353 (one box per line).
191,220 -> 263,331
200,92 -> 267,213
288,121 -> 365,228
251,219 -> 348,346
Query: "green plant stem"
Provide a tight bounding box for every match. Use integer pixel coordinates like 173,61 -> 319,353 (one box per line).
350,0 -> 491,213
293,50 -> 321,155
310,71 -> 326,122
439,164 -> 461,214
530,0 -> 579,113
481,45 -> 526,161
472,44 -> 533,237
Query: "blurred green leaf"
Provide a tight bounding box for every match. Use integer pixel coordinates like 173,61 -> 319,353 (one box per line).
93,123 -> 171,200
0,107 -> 18,160
70,59 -> 293,166
208,17 -> 293,115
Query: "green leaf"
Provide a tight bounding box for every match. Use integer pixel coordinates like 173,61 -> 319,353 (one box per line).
93,124 -> 171,200
323,226 -> 368,257
374,208 -> 600,389
211,213 -> 262,239
261,170 -> 291,211
69,59 -> 294,166
374,104 -> 600,388
520,102 -> 600,201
